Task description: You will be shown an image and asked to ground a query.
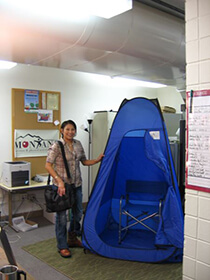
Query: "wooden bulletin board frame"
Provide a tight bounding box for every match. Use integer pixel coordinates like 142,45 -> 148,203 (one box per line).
186,89 -> 210,193
12,88 -> 61,177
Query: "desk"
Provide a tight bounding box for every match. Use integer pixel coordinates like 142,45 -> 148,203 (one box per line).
0,181 -> 46,226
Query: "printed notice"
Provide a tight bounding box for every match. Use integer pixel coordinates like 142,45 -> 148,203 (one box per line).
187,92 -> 210,190
24,90 -> 39,112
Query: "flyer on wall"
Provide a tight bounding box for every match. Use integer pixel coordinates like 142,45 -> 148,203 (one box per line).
24,89 -> 39,113
186,89 -> 210,193
37,109 -> 53,123
14,129 -> 59,157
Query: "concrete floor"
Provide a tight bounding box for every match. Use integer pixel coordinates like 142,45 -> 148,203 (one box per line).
1,217 -> 71,280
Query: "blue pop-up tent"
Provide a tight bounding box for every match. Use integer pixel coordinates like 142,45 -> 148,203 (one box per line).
82,97 -> 184,263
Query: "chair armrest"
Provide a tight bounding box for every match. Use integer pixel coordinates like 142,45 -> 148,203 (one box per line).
120,195 -> 124,204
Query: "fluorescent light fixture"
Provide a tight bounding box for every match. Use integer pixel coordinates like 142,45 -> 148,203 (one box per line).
112,77 -> 167,88
1,0 -> 132,20
0,60 -> 17,69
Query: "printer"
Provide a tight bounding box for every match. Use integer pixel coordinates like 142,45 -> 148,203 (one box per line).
2,161 -> 31,187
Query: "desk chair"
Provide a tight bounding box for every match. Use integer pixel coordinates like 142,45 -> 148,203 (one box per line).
119,180 -> 167,244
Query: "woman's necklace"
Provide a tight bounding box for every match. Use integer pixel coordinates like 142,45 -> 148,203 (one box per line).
68,141 -> 74,151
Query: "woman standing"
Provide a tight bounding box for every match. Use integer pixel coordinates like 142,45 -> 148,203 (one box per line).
45,120 -> 103,258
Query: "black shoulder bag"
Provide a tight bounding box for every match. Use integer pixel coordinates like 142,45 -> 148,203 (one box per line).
44,141 -> 76,213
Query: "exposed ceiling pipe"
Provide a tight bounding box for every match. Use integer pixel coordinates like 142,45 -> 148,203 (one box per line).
135,0 -> 185,19
0,1 -> 185,90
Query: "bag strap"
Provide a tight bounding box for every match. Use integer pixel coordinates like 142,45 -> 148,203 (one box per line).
57,140 -> 71,179
47,140 -> 71,184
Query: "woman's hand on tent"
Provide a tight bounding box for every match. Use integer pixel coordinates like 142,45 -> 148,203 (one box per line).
82,153 -> 104,166
96,153 -> 104,163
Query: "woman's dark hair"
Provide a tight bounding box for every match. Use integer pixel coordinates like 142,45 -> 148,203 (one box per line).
61,120 -> 77,131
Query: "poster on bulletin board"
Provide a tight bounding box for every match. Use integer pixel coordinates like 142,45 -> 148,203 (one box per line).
186,89 -> 210,193
14,129 -> 59,158
24,89 -> 39,113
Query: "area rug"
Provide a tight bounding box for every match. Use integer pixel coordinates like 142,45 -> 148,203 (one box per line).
22,238 -> 182,280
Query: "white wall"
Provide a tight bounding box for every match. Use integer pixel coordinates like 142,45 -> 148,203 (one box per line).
157,86 -> 184,113
183,1 -> 210,279
0,63 -> 183,216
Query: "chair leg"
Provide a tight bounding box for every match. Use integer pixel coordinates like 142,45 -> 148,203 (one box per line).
124,210 -> 157,234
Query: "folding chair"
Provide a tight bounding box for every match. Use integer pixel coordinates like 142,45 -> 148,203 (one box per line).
119,180 -> 167,244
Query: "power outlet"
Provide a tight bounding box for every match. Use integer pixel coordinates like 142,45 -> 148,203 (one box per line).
27,194 -> 36,201
22,194 -> 27,200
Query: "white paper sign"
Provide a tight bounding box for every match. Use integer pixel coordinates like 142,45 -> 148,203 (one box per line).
149,131 -> 160,140
15,129 -> 59,158
187,95 -> 210,189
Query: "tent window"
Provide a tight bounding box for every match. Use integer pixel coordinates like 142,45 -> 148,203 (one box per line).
124,130 -> 145,137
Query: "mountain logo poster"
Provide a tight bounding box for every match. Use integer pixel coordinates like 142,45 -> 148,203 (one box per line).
15,130 -> 59,157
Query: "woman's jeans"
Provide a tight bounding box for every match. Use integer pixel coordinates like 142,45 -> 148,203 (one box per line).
55,186 -> 83,250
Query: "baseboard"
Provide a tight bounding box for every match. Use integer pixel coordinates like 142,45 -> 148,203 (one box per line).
1,210 -> 43,221
1,203 -> 88,223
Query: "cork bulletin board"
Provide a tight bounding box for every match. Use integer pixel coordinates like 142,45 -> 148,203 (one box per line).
12,88 -> 61,177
